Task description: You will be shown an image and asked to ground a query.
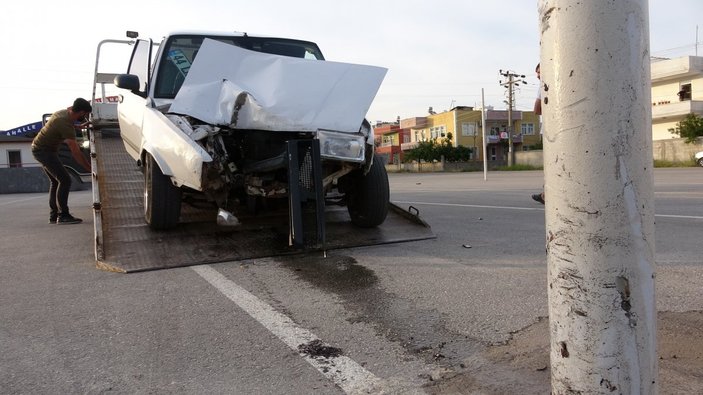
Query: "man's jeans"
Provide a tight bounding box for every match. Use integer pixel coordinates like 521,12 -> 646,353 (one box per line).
32,149 -> 72,215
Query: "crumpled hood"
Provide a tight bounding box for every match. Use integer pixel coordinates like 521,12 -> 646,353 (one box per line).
169,39 -> 387,134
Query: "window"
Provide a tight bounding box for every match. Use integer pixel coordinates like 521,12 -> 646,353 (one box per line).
490,126 -> 504,136
462,122 -> 477,136
430,125 -> 446,140
521,123 -> 535,135
128,39 -> 152,94
154,35 -> 325,99
678,82 -> 692,101
403,134 -> 411,143
8,150 -> 21,168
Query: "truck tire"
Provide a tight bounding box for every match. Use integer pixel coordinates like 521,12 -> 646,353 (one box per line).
144,153 -> 181,230
347,155 -> 389,227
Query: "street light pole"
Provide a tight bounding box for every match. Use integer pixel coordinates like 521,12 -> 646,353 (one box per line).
539,0 -> 657,393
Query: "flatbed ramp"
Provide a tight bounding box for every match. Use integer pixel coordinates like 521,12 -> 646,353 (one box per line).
92,131 -> 435,273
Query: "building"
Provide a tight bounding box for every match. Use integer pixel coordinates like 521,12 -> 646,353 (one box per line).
0,121 -> 43,168
398,106 -> 541,162
374,121 -> 410,163
1,119 -> 92,193
651,56 -> 703,140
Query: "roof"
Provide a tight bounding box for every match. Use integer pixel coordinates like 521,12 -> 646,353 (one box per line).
0,134 -> 33,143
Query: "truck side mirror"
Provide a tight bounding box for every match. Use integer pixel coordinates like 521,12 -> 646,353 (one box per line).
114,74 -> 141,94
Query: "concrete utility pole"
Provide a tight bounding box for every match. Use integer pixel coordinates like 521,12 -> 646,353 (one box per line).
539,0 -> 657,394
499,70 -> 527,166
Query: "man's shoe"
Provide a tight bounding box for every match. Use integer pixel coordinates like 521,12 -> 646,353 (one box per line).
49,214 -> 58,224
57,214 -> 82,225
531,193 -> 545,205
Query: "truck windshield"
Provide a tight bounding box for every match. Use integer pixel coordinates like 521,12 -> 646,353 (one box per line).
154,35 -> 325,99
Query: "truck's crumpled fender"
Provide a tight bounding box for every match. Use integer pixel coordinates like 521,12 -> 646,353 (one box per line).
169,39 -> 387,134
141,108 -> 212,190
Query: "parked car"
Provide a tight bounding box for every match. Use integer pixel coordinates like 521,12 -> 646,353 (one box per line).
695,151 -> 703,167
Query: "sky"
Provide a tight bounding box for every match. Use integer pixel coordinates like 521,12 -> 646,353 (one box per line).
1,0 -> 702,130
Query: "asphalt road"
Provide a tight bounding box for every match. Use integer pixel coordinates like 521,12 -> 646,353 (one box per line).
1,168 -> 701,394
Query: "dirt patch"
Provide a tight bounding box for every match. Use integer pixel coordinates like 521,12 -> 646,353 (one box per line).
657,311 -> 703,393
426,311 -> 703,394
298,339 -> 343,358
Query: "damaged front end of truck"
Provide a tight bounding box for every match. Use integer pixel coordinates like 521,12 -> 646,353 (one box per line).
116,34 -> 389,243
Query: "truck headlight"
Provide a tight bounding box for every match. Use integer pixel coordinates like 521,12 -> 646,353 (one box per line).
316,130 -> 365,162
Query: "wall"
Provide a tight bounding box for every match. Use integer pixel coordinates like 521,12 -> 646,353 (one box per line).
651,80 -> 683,105
385,159 -> 507,173
454,110 -> 483,149
512,138 -> 703,167
652,138 -> 703,162
518,112 -> 543,148
652,119 -> 680,141
0,167 -> 89,194
0,167 -> 51,194
515,151 -> 544,167
0,142 -> 37,167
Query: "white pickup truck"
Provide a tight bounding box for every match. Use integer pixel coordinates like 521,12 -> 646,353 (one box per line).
112,31 -> 389,239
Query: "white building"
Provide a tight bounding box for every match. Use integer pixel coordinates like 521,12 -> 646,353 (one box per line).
0,121 -> 42,168
651,56 -> 703,140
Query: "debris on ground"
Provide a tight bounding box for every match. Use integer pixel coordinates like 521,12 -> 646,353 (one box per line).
298,339 -> 343,358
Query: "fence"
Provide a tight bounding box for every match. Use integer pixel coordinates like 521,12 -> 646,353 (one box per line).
512,138 -> 703,167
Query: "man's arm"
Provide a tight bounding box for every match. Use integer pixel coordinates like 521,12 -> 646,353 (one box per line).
533,97 -> 542,116
65,139 -> 92,171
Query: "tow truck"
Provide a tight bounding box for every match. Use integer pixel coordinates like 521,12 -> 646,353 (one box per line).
89,31 -> 433,272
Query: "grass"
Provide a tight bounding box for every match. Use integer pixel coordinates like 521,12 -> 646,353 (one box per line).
494,164 -> 543,171
500,161 -> 698,170
653,160 -> 697,168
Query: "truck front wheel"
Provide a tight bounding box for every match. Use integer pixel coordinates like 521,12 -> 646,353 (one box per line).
346,155 -> 389,227
144,153 -> 181,230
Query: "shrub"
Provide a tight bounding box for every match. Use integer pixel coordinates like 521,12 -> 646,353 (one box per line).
669,113 -> 703,144
404,133 -> 473,162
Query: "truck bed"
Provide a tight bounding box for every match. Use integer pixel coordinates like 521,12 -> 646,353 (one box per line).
91,130 -> 434,272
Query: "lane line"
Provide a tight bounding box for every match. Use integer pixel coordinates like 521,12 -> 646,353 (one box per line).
395,200 -> 703,220
655,214 -> 703,220
395,200 -> 544,211
192,265 -> 383,394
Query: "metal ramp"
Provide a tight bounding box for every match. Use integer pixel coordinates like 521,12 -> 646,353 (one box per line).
91,131 -> 435,273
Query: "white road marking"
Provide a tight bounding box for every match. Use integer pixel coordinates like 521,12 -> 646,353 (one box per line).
192,265 -> 383,394
395,200 -> 703,220
395,200 -> 544,211
655,214 -> 703,220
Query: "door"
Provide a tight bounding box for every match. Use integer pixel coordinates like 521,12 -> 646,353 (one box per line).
118,39 -> 153,161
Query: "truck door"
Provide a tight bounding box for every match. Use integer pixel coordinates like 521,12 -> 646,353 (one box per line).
118,39 -> 153,160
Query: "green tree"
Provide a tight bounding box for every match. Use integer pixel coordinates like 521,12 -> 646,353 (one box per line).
404,135 -> 473,163
669,113 -> 703,143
